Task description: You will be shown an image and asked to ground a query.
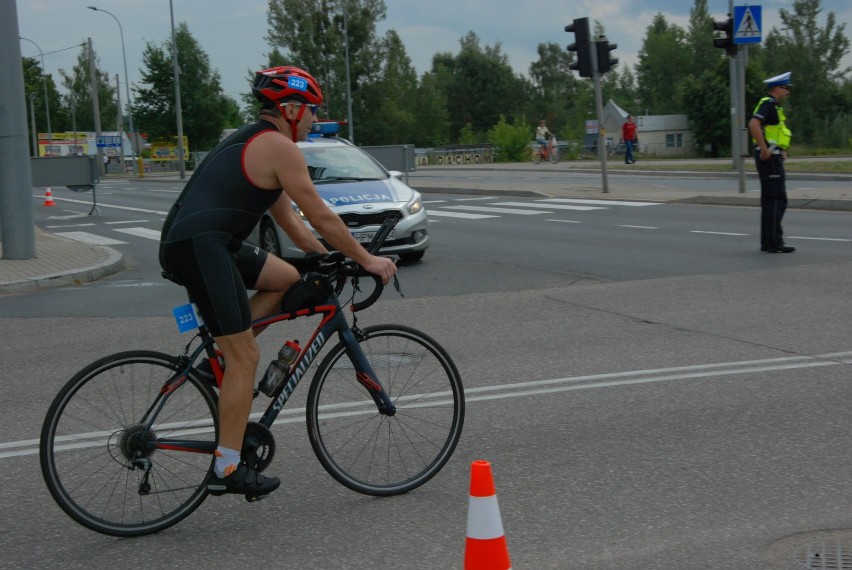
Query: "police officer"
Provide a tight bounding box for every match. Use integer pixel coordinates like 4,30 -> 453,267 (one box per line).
748,72 -> 794,253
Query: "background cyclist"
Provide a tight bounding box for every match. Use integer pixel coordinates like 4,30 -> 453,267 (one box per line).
159,66 -> 396,498
535,119 -> 553,149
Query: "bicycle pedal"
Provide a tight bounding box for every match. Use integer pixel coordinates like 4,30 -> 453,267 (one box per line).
244,493 -> 267,503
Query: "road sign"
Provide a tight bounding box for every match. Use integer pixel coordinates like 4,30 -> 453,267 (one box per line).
96,135 -> 122,148
733,5 -> 761,44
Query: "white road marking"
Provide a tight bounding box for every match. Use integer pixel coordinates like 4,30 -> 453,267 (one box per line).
690,231 -> 749,236
492,201 -> 603,211
619,225 -> 659,229
538,198 -> 660,207
445,205 -> 551,215
113,227 -> 162,240
427,210 -> 497,219
8,351 -> 851,459
547,219 -> 581,223
105,220 -> 149,225
54,231 -> 127,245
788,236 -> 851,242
45,223 -> 95,228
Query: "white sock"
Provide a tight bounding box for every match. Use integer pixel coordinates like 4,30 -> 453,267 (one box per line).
214,446 -> 241,478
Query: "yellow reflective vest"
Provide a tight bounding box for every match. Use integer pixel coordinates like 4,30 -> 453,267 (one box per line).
752,97 -> 792,149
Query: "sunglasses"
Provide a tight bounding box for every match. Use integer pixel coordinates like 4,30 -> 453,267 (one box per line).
284,102 -> 320,116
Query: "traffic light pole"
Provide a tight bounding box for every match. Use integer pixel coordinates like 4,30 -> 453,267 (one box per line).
592,52 -> 609,194
736,46 -> 748,194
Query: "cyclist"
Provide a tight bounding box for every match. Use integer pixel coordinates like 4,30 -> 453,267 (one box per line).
535,120 -> 553,148
159,66 -> 397,498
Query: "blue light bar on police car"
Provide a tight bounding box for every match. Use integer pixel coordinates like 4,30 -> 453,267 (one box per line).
311,121 -> 340,136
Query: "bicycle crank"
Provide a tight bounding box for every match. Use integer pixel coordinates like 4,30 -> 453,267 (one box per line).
241,421 -> 275,473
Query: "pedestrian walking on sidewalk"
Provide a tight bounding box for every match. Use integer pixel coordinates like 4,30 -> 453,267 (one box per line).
621,115 -> 638,164
748,72 -> 794,253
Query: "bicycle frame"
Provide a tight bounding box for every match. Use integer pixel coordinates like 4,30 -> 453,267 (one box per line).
141,292 -> 396,457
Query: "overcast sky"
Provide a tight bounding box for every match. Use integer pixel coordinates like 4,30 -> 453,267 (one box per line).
15,0 -> 852,105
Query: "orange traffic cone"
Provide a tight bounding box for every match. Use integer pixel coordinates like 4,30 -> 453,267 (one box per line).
43,187 -> 56,207
464,460 -> 511,570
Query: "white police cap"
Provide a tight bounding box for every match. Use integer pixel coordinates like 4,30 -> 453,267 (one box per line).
764,72 -> 792,88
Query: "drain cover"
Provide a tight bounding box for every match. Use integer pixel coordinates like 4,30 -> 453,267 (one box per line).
790,538 -> 852,570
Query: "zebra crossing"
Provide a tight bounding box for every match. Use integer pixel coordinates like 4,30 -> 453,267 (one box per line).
425,197 -> 660,220
45,198 -> 662,246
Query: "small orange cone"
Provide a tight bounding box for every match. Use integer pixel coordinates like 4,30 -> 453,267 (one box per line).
43,187 -> 56,207
464,460 -> 511,570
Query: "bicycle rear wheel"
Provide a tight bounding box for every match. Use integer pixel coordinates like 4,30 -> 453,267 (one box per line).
531,146 -> 543,164
306,325 -> 464,496
40,351 -> 218,537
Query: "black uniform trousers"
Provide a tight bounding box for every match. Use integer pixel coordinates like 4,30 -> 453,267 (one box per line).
754,150 -> 787,250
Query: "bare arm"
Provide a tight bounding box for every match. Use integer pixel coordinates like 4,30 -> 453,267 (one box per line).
268,193 -> 327,255
245,131 -> 396,283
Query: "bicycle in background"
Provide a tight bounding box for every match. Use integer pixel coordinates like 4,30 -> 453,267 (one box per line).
532,136 -> 560,164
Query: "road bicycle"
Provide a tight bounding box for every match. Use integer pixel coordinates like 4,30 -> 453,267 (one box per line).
39,219 -> 465,537
531,136 -> 560,164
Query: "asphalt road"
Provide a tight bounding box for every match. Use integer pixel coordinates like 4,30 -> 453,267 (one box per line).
2,180 -> 851,569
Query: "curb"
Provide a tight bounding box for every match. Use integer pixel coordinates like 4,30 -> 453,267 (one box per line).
0,246 -> 125,294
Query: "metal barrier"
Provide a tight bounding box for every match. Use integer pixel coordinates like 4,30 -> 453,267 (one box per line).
31,156 -> 101,214
361,144 -> 416,184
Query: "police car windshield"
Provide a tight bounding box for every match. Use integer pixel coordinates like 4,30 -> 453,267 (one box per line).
301,145 -> 387,184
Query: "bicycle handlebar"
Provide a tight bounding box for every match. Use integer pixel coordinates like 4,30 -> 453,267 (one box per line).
284,217 -> 399,312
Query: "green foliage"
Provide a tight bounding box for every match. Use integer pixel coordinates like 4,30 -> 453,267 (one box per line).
487,115 -> 530,162
458,123 -> 478,145
132,22 -> 233,151
58,42 -> 117,133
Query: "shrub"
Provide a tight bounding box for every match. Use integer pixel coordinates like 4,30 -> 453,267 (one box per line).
487,115 -> 531,162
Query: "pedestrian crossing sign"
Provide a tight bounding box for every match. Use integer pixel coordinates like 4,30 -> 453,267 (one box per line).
733,5 -> 761,44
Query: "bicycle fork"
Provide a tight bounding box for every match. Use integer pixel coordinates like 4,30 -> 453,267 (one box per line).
344,327 -> 396,416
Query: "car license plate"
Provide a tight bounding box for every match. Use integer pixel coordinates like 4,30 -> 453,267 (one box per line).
351,229 -> 395,243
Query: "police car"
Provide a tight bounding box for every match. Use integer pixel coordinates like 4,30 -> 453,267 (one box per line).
255,122 -> 429,262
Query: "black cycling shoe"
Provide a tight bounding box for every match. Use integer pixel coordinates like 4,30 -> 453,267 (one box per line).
207,464 -> 280,497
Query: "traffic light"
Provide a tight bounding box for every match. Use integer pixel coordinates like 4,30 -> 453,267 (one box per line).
595,39 -> 618,74
712,16 -> 737,57
566,17 -> 592,78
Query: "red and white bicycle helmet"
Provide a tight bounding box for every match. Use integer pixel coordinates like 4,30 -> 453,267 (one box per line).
253,66 -> 324,140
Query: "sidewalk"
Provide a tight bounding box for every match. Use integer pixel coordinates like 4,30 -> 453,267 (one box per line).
2,163 -> 850,294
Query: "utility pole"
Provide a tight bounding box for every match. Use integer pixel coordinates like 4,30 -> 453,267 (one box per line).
88,37 -> 104,175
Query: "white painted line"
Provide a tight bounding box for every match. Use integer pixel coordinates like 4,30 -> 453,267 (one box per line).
446,205 -> 551,215
547,219 -> 581,223
787,236 -> 852,242
538,198 -> 660,207
105,220 -> 149,225
45,223 -> 95,228
33,194 -> 168,215
7,351 -> 851,460
423,200 -> 447,204
54,231 -> 127,245
619,225 -> 659,229
427,210 -> 497,219
492,201 -> 603,211
114,227 -> 162,240
690,231 -> 749,236
454,196 -> 496,201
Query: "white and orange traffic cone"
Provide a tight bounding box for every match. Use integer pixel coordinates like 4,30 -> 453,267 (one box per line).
464,460 -> 511,570
43,187 -> 56,207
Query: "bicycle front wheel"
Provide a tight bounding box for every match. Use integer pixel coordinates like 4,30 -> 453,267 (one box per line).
40,351 -> 218,537
548,146 -> 560,164
531,147 -> 543,164
307,325 -> 464,496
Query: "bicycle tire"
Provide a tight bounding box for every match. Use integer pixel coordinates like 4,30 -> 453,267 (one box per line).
40,351 -> 218,537
531,147 -> 543,164
548,146 -> 560,164
306,325 -> 464,496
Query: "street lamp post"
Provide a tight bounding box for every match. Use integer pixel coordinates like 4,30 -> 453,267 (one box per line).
88,6 -> 138,172
169,0 -> 186,179
19,36 -> 52,155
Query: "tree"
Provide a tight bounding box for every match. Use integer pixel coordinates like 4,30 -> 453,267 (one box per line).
412,72 -> 450,147
635,14 -> 691,115
266,0 -> 387,140
357,30 -> 418,144
21,57 -> 67,152
132,22 -> 236,151
58,42 -> 117,133
430,32 -> 532,143
762,0 -> 851,143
